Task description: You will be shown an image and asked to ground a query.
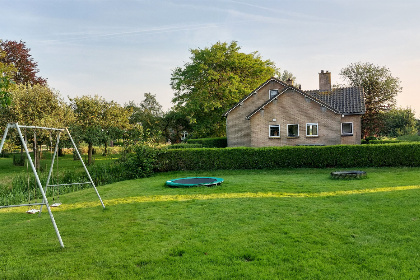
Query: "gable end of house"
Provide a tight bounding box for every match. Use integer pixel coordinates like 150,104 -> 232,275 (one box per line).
245,86 -> 340,120
222,77 -> 289,117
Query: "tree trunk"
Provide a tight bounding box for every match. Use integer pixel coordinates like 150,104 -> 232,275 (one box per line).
36,144 -> 42,171
88,142 -> 93,165
33,132 -> 41,171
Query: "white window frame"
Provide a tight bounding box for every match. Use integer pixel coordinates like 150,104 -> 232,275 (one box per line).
287,124 -> 299,137
341,122 -> 353,135
269,125 -> 280,138
306,123 -> 318,137
269,89 -> 279,99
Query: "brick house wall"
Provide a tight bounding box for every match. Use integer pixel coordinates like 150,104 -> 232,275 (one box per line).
249,88 -> 343,147
224,75 -> 364,147
226,80 -> 287,147
340,114 -> 362,145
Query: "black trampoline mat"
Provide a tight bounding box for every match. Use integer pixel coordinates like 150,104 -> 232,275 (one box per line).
173,178 -> 217,184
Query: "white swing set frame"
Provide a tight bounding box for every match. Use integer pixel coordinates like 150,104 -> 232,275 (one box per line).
0,123 -> 106,248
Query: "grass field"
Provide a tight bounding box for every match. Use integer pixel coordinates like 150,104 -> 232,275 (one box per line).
1,167 -> 420,279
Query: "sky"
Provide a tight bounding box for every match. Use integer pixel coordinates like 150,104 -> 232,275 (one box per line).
2,0 -> 419,116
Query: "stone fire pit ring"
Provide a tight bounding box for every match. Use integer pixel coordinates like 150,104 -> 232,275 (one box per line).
330,171 -> 367,179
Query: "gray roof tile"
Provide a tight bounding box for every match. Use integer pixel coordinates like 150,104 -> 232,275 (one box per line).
304,87 -> 365,115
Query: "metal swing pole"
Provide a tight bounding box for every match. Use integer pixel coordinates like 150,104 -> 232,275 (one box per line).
14,123 -> 65,248
65,127 -> 105,209
0,123 -> 12,154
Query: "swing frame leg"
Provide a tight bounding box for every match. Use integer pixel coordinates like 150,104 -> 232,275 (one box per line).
1,123 -> 65,248
1,123 -> 107,248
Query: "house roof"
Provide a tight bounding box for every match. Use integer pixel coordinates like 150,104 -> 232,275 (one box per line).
223,76 -> 365,119
304,87 -> 365,115
222,77 -> 289,117
246,86 -> 339,120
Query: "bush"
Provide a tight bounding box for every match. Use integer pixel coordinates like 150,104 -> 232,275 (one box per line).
1,145 -> 160,206
1,170 -> 89,206
118,145 -> 159,179
88,162 -> 127,186
187,137 -> 227,148
167,143 -> 203,149
397,134 -> 420,142
1,151 -> 10,158
362,139 -> 402,144
155,143 -> 420,171
13,154 -> 25,166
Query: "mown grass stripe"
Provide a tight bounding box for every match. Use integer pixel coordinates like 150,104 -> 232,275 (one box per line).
2,185 -> 420,213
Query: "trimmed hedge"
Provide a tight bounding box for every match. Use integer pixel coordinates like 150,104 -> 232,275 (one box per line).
156,143 -> 420,171
187,137 -> 227,148
362,139 -> 402,144
167,143 -> 203,149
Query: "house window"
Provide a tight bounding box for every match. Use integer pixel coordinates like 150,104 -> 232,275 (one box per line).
269,89 -> 278,99
342,122 -> 353,135
306,123 -> 318,136
287,124 -> 299,137
269,125 -> 280,138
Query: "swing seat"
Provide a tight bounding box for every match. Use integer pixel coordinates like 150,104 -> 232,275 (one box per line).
26,208 -> 40,214
51,202 -> 62,207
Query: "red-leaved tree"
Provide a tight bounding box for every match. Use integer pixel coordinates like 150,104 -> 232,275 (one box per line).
0,40 -> 47,86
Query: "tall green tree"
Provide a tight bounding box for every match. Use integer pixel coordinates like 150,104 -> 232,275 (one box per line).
126,93 -> 163,143
70,95 -> 109,165
162,109 -> 192,143
102,100 -> 132,154
0,84 -> 72,169
379,108 -> 417,137
70,95 -> 131,164
1,84 -> 72,128
171,41 -> 287,137
340,62 -> 402,138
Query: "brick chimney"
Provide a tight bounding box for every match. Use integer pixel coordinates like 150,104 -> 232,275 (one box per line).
319,70 -> 331,91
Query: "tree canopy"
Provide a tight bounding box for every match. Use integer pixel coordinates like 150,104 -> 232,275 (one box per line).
379,107 -> 418,138
0,40 -> 47,86
0,50 -> 17,108
340,62 -> 402,138
0,84 -> 72,168
171,41 -> 287,137
69,95 -> 131,164
0,76 -> 13,108
1,84 -> 71,128
162,109 -> 191,143
126,93 -> 164,143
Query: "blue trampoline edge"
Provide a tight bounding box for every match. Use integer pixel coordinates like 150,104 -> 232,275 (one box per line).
166,177 -> 224,188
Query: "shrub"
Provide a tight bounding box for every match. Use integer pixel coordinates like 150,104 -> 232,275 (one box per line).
1,151 -> 10,158
1,145 -> 161,206
88,162 -> 126,186
167,143 -> 203,149
13,154 -> 25,166
397,134 -> 420,142
363,139 -> 402,144
187,137 -> 227,148
155,143 -> 420,171
117,145 -> 159,179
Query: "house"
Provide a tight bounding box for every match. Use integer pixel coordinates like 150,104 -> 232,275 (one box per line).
223,71 -> 365,147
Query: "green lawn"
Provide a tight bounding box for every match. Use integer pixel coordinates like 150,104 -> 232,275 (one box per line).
1,168 -> 420,279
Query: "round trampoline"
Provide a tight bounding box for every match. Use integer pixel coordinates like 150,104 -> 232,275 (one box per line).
166,177 -> 224,188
